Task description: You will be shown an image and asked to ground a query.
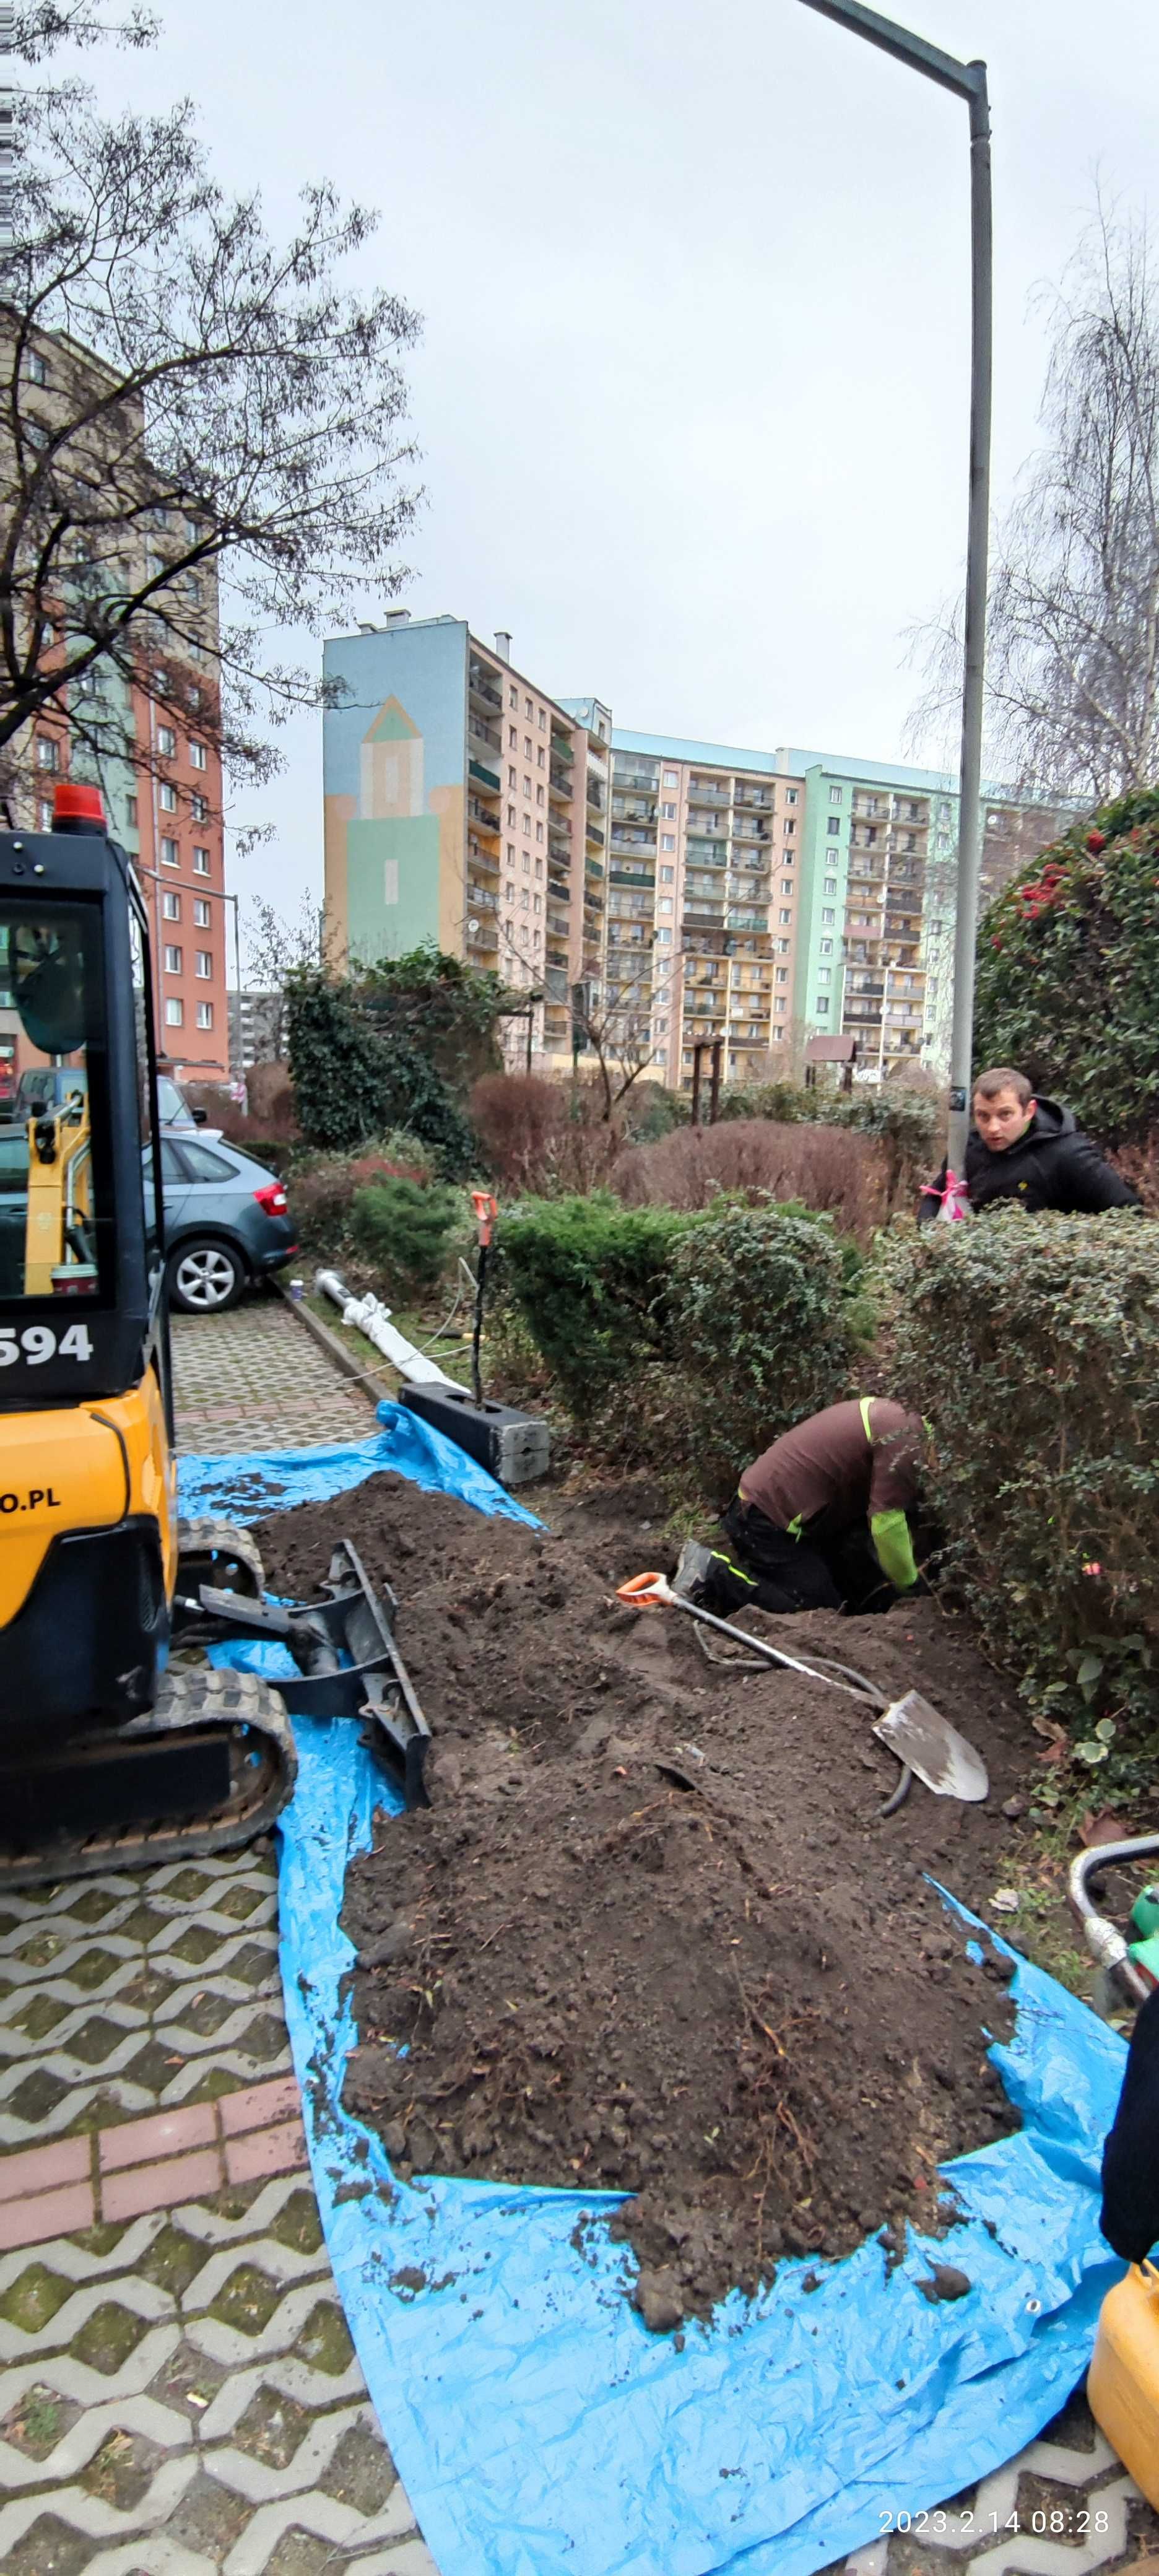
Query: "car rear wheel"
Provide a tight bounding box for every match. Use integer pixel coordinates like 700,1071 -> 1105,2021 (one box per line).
168,1238 -> 247,1314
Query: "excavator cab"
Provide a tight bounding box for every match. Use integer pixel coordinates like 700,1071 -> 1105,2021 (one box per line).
0,784 -> 293,1881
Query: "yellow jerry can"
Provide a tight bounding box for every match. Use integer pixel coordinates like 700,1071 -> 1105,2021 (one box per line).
1088,2260 -> 1159,2507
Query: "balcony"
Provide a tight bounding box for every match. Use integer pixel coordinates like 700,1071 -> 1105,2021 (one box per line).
549,766 -> 573,801
733,784 -> 773,809
468,664 -> 503,713
468,757 -> 501,796
467,796 -> 501,835
612,796 -> 656,823
688,778 -> 729,801
550,733 -> 575,763
727,909 -> 768,932
614,762 -> 659,790
466,842 -> 499,876
685,841 -> 727,867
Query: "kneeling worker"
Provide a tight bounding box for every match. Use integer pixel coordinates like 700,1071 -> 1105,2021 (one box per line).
696,1397 -> 926,1618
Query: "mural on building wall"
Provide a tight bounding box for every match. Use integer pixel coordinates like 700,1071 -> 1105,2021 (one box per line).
322,627 -> 467,965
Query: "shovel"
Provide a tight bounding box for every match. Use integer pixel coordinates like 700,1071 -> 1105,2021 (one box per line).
615,1572 -> 988,1807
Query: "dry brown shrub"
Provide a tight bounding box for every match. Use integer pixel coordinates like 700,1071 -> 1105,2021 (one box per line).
471,1073 -> 624,1196
612,1118 -> 889,1243
1110,1134 -> 1159,1214
469,1074 -> 566,1191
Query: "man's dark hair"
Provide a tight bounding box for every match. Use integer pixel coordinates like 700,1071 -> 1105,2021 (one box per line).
973,1066 -> 1033,1107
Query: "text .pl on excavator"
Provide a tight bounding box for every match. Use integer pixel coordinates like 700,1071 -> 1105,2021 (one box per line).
0,783 -> 296,1886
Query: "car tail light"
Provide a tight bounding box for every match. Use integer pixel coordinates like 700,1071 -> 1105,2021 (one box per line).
253,1183 -> 287,1216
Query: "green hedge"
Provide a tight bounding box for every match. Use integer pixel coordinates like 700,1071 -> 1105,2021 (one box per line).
973,787 -> 1159,1147
497,1195 -> 690,1423
498,1191 -> 864,1485
888,1211 -> 1159,1781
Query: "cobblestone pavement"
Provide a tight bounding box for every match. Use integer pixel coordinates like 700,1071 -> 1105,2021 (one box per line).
0,1301 -> 434,2573
171,1294 -> 375,1455
0,1300 -> 1150,2573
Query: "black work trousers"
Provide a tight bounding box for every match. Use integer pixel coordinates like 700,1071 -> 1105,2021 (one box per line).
706,1495 -> 893,1618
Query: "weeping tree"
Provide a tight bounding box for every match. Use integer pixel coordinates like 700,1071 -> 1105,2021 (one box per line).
911,201 -> 1159,806
0,37 -> 420,816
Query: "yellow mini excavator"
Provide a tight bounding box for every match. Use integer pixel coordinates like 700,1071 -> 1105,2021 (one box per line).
0,781 -> 298,1885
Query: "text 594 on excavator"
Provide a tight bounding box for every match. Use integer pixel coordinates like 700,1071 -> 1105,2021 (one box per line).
0,783 -> 295,1886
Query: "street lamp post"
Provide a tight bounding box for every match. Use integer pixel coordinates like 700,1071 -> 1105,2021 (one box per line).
797,0 -> 992,1175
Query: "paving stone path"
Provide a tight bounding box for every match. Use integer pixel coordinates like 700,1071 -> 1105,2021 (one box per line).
171,1294 -> 373,1456
1,1296 -> 1152,2573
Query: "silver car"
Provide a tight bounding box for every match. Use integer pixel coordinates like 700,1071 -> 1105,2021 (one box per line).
151,1134 -> 298,1313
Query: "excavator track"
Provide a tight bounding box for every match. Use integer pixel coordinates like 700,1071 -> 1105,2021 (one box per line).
0,1663 -> 297,1889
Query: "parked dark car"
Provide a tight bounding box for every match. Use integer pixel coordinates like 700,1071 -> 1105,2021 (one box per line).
149,1134 -> 298,1313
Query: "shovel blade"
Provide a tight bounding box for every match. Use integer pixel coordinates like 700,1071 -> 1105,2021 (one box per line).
872,1692 -> 989,1803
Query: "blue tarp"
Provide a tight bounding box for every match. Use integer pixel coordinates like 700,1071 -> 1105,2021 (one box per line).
186,1409 -> 1129,2576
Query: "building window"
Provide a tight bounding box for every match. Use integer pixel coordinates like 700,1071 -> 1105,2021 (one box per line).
191,794 -> 208,822
164,946 -> 182,973
658,897 -> 672,915
524,736 -> 532,759
508,685 -> 518,709
536,785 -> 544,807
661,833 -> 675,851
508,770 -> 516,793
36,796 -> 53,829
662,802 -> 676,820
162,891 -> 181,921
663,769 -> 678,787
815,996 -> 830,1014
193,846 -> 210,874
830,785 -> 843,804
775,967 -> 788,984
660,864 -> 674,884
35,736 -> 58,772
189,741 -> 207,770
821,907 -> 835,925
196,1001 -> 214,1030
28,350 -> 48,386
783,819 -> 796,837
161,836 -> 179,867
533,894 -> 542,915
158,781 -> 177,812
537,746 -> 545,770
779,907 -> 792,925
126,796 -> 138,827
535,856 -> 543,879
506,804 -> 515,828
523,815 -> 531,837
775,997 -> 786,1015
508,726 -> 517,748
194,898 -> 210,926
165,997 -> 184,1027
823,877 -> 837,896
195,951 -> 212,979
158,724 -> 176,756
536,821 -> 544,843
539,709 -> 547,730
522,852 -> 530,874
185,574 -> 202,604
781,851 -> 794,866
827,817 -> 841,837
817,967 -> 831,986
820,938 -> 833,956
786,788 -> 798,806
523,776 -> 531,799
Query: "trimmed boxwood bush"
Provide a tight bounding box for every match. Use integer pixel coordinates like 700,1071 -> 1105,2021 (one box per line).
888,1209 -> 1159,1778
497,1194 -> 691,1424
498,1191 -> 865,1487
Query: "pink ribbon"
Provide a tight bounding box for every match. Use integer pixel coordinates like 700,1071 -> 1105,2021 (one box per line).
920,1168 -> 970,1220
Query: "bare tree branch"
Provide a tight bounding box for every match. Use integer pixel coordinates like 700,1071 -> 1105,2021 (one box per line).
1,77 -> 421,812
908,195 -> 1159,804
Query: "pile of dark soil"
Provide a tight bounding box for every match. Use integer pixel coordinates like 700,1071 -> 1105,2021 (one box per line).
254,1474 -> 1030,2328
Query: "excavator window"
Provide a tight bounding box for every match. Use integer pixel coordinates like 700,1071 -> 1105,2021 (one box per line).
0,896 -> 115,1306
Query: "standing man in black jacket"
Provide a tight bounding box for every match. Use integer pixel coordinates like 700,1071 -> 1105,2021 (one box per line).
919,1068 -> 1140,1219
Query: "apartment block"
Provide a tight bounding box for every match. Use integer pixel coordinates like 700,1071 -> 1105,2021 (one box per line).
603,731 -> 807,1088
323,618 -> 609,1066
787,752 -> 935,1076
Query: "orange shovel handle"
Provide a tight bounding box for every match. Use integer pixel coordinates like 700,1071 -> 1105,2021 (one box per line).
616,1571 -> 669,1611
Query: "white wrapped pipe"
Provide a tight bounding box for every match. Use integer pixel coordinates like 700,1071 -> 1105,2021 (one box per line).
315,1269 -> 466,1391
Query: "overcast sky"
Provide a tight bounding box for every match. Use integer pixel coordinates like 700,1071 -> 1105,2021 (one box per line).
82,0 -> 1157,947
